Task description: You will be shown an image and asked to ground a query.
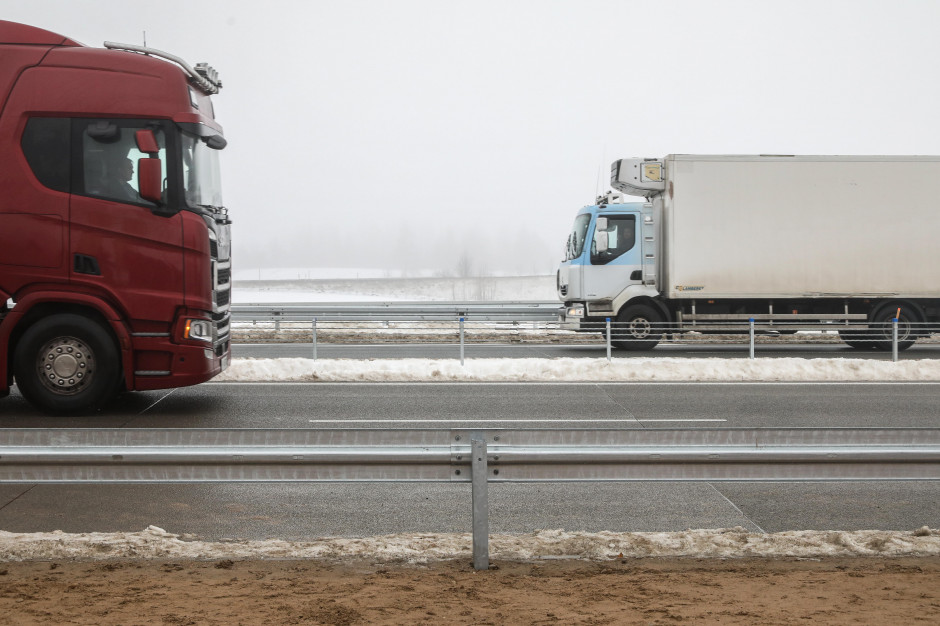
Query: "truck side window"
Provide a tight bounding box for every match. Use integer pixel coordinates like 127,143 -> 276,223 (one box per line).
591,215 -> 636,265
78,120 -> 166,206
21,117 -> 70,193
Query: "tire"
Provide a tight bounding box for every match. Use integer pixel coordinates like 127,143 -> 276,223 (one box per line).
611,304 -> 664,351
870,306 -> 919,352
13,314 -> 121,415
838,329 -> 879,350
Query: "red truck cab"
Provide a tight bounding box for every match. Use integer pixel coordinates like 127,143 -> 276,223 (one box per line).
0,20 -> 231,414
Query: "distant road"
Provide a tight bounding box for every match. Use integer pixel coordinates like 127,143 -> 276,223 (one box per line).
233,342 -> 940,360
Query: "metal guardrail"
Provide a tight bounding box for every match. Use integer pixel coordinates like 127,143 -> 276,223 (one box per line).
2,427 -> 939,569
230,306 -> 940,362
584,318 -> 930,362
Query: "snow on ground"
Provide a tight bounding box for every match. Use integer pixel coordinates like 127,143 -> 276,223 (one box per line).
1,526 -> 937,563
217,357 -> 940,383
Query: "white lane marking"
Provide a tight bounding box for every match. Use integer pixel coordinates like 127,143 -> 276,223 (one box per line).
306,419 -> 727,423
707,484 -> 767,534
138,388 -> 177,414
633,419 -> 728,422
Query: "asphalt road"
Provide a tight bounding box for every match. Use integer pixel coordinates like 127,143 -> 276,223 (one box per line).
232,342 -> 940,360
1,382 -> 938,539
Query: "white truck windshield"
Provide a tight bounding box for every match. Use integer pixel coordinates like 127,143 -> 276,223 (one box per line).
565,214 -> 592,261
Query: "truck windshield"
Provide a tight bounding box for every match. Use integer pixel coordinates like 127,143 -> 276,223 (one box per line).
181,132 -> 224,209
565,214 -> 592,261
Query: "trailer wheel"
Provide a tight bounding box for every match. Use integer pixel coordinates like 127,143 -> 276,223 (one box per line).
838,329 -> 879,350
612,304 -> 663,350
870,306 -> 918,351
13,314 -> 121,415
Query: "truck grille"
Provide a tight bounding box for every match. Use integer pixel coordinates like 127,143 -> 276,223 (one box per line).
212,309 -> 230,356
208,225 -> 231,355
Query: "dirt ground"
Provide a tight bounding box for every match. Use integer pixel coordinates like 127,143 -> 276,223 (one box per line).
0,557 -> 938,625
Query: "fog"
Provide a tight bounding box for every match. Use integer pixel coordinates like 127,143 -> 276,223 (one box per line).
6,1 -> 940,276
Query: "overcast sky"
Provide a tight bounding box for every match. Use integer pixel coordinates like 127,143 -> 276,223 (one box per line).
6,1 -> 940,276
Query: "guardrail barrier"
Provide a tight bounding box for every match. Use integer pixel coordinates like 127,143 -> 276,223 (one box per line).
231,303 -> 940,361
2,427 -> 939,570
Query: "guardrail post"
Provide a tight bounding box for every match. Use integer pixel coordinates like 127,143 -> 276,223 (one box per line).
749,318 -> 755,359
459,317 -> 465,366
470,434 -> 489,570
892,318 -> 898,362
312,318 -> 318,360
606,317 -> 612,362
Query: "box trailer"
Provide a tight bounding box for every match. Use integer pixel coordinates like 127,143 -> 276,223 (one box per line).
557,155 -> 940,350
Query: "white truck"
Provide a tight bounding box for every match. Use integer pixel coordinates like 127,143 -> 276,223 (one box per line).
557,155 -> 940,350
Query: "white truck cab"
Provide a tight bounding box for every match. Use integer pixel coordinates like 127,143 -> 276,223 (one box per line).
558,189 -> 664,349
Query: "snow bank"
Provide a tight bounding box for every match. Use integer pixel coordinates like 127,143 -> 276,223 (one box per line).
216,357 -> 940,383
1,526 -> 937,563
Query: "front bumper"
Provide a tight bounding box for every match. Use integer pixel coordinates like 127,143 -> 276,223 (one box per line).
129,332 -> 230,391
560,302 -> 620,333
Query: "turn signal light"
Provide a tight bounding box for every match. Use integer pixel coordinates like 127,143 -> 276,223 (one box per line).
184,319 -> 212,342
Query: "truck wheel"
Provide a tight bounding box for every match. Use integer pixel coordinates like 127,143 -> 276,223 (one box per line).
612,304 -> 663,350
13,314 -> 121,415
870,306 -> 918,351
838,329 -> 878,350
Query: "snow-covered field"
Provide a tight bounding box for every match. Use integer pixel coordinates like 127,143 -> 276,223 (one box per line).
233,271 -> 557,303
225,272 -> 940,381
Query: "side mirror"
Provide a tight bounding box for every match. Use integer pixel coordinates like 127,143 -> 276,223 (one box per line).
135,129 -> 163,207
137,158 -> 163,206
204,134 -> 227,150
594,217 -> 609,253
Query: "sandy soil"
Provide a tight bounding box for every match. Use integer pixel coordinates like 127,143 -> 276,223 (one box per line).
1,557 -> 938,625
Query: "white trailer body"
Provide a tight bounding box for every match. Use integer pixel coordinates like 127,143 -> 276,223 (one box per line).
557,154 -> 940,350
645,155 -> 940,299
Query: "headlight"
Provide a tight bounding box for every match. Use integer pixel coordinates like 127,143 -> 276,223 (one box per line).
184,319 -> 213,342
566,305 -> 585,318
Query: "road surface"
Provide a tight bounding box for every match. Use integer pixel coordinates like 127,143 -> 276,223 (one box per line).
1,381 -> 937,539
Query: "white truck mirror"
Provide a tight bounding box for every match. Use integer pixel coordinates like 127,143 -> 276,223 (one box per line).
595,217 -> 609,253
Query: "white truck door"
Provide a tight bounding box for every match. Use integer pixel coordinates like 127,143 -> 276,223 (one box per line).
581,213 -> 642,299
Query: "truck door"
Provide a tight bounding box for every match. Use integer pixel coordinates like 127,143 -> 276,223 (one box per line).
581,213 -> 641,299
0,117 -> 70,292
69,119 -> 183,328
